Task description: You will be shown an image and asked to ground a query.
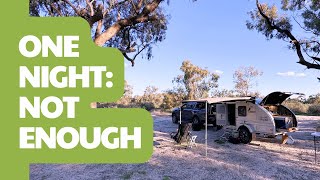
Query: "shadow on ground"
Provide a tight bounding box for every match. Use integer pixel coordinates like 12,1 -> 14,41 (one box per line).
30,115 -> 320,180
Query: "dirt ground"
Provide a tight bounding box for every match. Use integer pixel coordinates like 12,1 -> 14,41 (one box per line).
30,115 -> 320,180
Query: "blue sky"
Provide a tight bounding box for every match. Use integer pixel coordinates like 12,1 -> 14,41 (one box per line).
125,0 -> 320,97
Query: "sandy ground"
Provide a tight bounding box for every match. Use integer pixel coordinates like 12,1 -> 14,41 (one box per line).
30,115 -> 320,180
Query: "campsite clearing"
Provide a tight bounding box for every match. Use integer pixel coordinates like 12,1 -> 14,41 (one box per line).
30,115 -> 320,180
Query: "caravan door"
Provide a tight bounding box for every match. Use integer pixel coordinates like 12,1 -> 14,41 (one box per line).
216,104 -> 227,126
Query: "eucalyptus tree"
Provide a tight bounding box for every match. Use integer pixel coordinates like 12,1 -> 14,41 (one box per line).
173,60 -> 220,100
30,0 -> 169,66
247,0 -> 320,80
233,66 -> 263,97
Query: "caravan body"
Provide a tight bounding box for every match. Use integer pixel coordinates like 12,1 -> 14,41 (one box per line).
216,100 -> 278,136
209,92 -> 300,143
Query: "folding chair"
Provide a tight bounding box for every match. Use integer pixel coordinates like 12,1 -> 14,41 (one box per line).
187,132 -> 197,148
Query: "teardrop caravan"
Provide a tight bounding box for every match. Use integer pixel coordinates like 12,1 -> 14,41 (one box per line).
179,92 -> 303,144
213,92 -> 302,143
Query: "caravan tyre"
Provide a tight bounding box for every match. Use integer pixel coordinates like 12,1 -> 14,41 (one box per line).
239,127 -> 252,144
192,117 -> 202,131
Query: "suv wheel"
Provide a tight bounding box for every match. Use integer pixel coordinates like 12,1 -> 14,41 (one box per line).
172,114 -> 178,124
192,117 -> 202,131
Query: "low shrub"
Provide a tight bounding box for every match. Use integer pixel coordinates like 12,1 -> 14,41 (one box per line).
307,104 -> 320,115
283,101 -> 308,114
139,102 -> 155,111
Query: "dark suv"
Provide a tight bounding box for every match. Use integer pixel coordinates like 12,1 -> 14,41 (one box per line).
171,101 -> 217,131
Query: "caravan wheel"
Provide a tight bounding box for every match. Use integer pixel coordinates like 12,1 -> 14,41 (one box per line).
239,127 -> 252,144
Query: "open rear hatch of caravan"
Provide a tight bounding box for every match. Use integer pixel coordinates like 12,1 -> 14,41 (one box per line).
260,92 -> 302,105
260,92 -> 304,132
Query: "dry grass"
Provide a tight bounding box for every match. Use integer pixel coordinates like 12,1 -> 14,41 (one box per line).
30,115 -> 320,180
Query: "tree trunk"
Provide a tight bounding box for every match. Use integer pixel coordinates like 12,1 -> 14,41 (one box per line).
94,0 -> 163,47
94,24 -> 122,46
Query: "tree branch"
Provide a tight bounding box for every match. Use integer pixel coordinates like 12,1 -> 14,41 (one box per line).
62,0 -> 80,15
122,44 -> 148,66
137,0 -> 144,11
293,16 -> 319,36
50,3 -> 63,16
311,56 -> 320,62
103,0 -> 131,17
62,0 -> 103,27
44,4 -> 54,16
86,0 -> 94,16
94,0 -> 164,46
122,53 -> 135,66
256,0 -> 320,70
87,4 -> 104,27
95,20 -> 103,39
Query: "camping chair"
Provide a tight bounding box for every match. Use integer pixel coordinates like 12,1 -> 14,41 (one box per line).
187,132 -> 197,148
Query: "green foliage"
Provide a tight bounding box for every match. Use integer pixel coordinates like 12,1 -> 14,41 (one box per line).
121,171 -> 134,180
30,0 -> 169,64
161,88 -> 186,109
283,95 -> 320,115
163,176 -> 170,180
173,60 -> 220,100
212,89 -> 236,97
105,80 -> 319,115
116,81 -> 134,105
105,84 -> 164,110
137,170 -> 147,175
233,66 -> 263,96
308,104 -> 320,115
305,93 -> 320,104
139,86 -> 163,109
283,100 -> 309,114
247,0 -> 320,73
247,3 -> 292,40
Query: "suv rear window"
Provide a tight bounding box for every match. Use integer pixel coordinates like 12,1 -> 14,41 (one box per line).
195,103 -> 205,109
186,103 -> 194,109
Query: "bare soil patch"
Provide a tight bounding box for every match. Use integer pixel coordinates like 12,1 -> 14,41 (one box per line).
30,115 -> 320,180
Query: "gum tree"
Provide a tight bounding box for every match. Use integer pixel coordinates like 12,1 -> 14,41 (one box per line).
30,0 -> 168,66
233,66 -> 263,96
173,60 -> 220,100
247,0 -> 320,80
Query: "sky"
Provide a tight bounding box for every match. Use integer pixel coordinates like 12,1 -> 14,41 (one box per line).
125,0 -> 320,97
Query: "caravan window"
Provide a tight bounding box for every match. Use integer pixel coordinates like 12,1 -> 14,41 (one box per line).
238,106 -> 247,116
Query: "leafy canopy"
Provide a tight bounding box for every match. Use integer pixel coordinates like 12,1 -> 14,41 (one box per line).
30,0 -> 169,66
173,60 -> 220,100
247,0 -> 320,80
233,66 -> 263,97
